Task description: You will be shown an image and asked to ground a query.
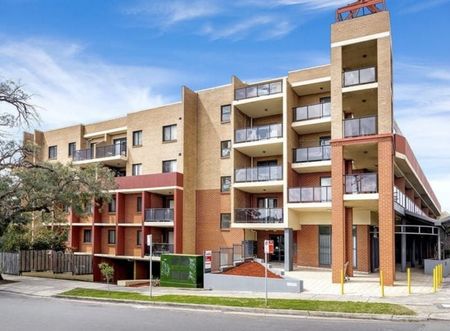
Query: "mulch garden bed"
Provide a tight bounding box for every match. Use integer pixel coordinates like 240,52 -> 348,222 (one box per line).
222,261 -> 282,279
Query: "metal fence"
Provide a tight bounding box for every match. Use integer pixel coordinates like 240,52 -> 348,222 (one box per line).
0,250 -> 92,276
207,244 -> 254,273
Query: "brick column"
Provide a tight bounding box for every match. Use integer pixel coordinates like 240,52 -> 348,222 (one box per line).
345,207 -> 354,277
68,208 -> 80,250
115,193 -> 125,256
92,198 -> 102,254
141,192 -> 152,257
378,138 -> 395,285
174,189 -> 183,254
356,225 -> 371,272
331,144 -> 346,283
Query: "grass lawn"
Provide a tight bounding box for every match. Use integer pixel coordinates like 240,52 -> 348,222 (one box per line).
60,288 -> 414,316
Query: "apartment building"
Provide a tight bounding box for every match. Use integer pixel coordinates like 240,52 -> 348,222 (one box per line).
25,1 -> 443,285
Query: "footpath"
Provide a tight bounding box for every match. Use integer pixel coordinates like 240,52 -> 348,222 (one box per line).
1,274 -> 449,321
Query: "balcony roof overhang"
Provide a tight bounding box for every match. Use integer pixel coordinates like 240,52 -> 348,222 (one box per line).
291,77 -> 331,96
292,160 -> 331,174
73,155 -> 128,167
233,181 -> 283,193
233,94 -> 283,118
84,126 -> 127,139
233,138 -> 283,157
291,117 -> 331,135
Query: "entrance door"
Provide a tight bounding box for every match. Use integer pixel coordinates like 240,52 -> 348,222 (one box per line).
257,198 -> 277,209
113,138 -> 126,156
319,225 -> 332,266
269,234 -> 284,262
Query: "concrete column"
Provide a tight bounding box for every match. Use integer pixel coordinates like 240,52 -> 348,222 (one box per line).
401,219 -> 406,272
284,228 -> 294,271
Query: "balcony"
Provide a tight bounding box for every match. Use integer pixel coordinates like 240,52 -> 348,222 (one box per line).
144,208 -> 174,227
73,142 -> 127,166
343,116 -> 377,138
394,187 -> 427,217
234,166 -> 283,193
234,124 -> 283,157
289,186 -> 332,203
343,67 -> 377,88
145,243 -> 174,257
345,173 -> 378,194
233,80 -> 283,118
292,102 -> 331,134
235,80 -> 283,101
292,146 -> 331,173
234,208 -> 283,226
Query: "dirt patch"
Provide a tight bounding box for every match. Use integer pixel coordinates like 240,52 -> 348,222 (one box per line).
0,280 -> 16,285
222,261 -> 282,279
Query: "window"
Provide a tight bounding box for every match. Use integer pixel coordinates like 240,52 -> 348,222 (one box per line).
83,229 -> 92,243
220,213 -> 231,230
221,176 -> 231,193
108,230 -> 116,244
257,198 -> 277,208
132,163 -> 142,176
221,140 -> 231,158
132,130 -> 142,147
68,142 -> 76,157
48,146 -> 57,160
221,105 -> 231,123
162,160 -> 177,173
320,96 -> 331,104
319,225 -> 332,266
163,124 -> 177,142
137,230 -> 142,246
136,196 -> 142,213
320,136 -> 331,146
108,196 -> 116,213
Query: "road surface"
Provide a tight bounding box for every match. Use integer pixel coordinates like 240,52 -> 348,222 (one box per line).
0,292 -> 446,331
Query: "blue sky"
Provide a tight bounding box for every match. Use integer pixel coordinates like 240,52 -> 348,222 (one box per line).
0,0 -> 449,211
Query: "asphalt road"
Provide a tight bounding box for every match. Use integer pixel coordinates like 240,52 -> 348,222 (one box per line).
0,292 -> 446,331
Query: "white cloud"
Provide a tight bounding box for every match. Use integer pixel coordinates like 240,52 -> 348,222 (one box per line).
400,0 -> 450,14
394,61 -> 450,212
274,0 -> 350,9
123,0 -> 221,27
201,16 -> 294,41
0,39 -> 184,131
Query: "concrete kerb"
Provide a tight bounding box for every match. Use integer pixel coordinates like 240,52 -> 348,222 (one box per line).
54,294 -> 428,322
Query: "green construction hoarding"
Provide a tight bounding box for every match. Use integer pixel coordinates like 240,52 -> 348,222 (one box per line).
160,254 -> 204,288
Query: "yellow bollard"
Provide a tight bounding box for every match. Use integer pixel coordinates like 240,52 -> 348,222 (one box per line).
340,269 -> 344,295
440,264 -> 443,287
407,267 -> 411,295
380,270 -> 385,297
433,267 -> 436,293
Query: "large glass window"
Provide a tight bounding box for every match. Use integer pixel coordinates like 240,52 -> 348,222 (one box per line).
221,105 -> 231,123
319,225 -> 332,266
221,140 -> 231,158
221,176 -> 231,193
163,124 -> 177,142
132,130 -> 142,146
137,230 -> 142,246
136,196 -> 142,212
48,146 -> 57,160
220,213 -> 231,230
162,160 -> 177,173
132,163 -> 142,176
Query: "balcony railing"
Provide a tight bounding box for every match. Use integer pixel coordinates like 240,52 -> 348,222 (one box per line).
345,173 -> 378,194
144,208 -> 174,222
234,208 -> 283,224
343,116 -> 377,138
394,187 -> 426,217
73,142 -> 127,162
293,145 -> 331,163
235,166 -> 283,183
235,80 -> 283,101
289,186 -> 332,203
145,243 -> 174,256
293,102 -> 331,122
343,67 -> 377,87
235,123 -> 282,143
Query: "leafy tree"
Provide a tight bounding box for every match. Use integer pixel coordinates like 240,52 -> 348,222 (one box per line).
0,223 -> 31,252
0,80 -> 116,280
99,262 -> 114,291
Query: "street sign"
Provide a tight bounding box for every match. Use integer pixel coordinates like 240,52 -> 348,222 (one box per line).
204,250 -> 212,272
264,240 -> 274,254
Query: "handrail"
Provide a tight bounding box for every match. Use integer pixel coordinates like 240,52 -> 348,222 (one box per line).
234,208 -> 283,224
289,186 -> 332,203
345,173 -> 378,194
293,145 -> 331,163
343,67 -> 377,87
343,116 -> 377,138
235,166 -> 283,183
145,208 -> 174,222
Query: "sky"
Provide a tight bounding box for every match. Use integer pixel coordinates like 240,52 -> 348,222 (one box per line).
0,0 -> 449,211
